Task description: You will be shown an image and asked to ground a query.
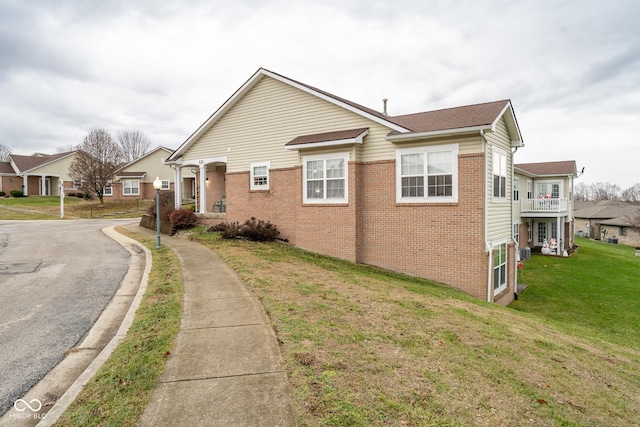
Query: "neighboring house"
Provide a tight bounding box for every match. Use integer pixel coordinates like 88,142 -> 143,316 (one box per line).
1,152 -> 78,195
165,68 -> 524,304
513,161 -> 578,255
109,147 -> 195,200
574,200 -> 640,246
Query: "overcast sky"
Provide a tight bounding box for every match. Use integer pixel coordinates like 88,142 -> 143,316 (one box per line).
1,0 -> 638,187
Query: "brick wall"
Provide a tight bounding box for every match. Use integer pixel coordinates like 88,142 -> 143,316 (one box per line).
221,153 -> 508,302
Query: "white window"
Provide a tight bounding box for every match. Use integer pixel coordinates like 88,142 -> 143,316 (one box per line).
122,179 -> 140,196
513,223 -> 519,245
537,222 -> 546,244
493,148 -> 507,200
73,178 -> 82,189
161,180 -> 170,190
103,184 -> 112,196
250,161 -> 270,190
527,180 -> 533,199
528,221 -> 533,242
303,153 -> 348,203
513,177 -> 519,201
493,242 -> 507,293
396,144 -> 458,203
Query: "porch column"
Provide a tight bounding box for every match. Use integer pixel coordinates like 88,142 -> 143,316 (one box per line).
40,175 -> 47,195
557,216 -> 563,255
173,167 -> 182,209
199,164 -> 207,214
23,174 -> 28,196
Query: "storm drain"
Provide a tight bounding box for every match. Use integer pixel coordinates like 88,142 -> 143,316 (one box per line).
0,260 -> 42,275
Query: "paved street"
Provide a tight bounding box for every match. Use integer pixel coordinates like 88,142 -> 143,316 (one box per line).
0,220 -> 131,416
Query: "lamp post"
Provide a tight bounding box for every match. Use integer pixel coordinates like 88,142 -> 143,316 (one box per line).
153,176 -> 162,249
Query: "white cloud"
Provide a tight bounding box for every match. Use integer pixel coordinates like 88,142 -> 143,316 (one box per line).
1,0 -> 639,187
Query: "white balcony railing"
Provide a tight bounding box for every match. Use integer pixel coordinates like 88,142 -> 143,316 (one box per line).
521,198 -> 568,213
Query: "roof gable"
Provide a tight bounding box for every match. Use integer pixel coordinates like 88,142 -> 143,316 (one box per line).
10,151 -> 76,173
0,162 -> 16,174
167,68 -> 524,161
116,146 -> 173,173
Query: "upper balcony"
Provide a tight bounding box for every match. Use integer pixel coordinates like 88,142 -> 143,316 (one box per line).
520,198 -> 569,216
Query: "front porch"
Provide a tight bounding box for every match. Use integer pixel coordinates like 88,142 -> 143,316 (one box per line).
169,156 -> 227,214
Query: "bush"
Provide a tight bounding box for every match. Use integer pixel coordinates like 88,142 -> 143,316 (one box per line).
169,208 -> 198,229
209,217 -> 280,242
0,191 -> 4,197
76,192 -> 85,198
10,190 -> 24,198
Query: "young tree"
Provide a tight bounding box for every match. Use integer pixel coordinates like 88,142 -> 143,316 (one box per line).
68,129 -> 124,204
0,144 -> 11,162
117,130 -> 151,163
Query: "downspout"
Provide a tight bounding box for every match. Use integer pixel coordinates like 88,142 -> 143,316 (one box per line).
512,147 -> 519,300
482,130 -> 492,302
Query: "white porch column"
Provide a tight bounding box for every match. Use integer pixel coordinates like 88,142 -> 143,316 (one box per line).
40,175 -> 47,195
557,216 -> 563,255
23,174 -> 28,196
199,164 -> 207,214
173,167 -> 182,209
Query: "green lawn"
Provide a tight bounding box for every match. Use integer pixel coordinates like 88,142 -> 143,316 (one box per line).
511,237 -> 640,348
0,196 -> 152,219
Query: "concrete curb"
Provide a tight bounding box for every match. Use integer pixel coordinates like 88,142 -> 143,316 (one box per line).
24,225 -> 152,427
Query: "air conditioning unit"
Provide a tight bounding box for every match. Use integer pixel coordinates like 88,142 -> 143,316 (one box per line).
519,247 -> 531,261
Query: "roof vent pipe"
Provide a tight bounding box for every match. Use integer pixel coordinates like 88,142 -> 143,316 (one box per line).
383,98 -> 388,116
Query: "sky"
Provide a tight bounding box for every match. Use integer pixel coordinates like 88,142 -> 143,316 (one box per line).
1,0 -> 638,188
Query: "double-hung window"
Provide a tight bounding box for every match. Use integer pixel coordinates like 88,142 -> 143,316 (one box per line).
250,162 -> 270,190
103,183 -> 112,196
161,180 -> 170,190
303,153 -> 348,203
396,144 -> 458,203
122,179 -> 140,196
513,177 -> 519,201
493,148 -> 507,200
493,242 -> 507,293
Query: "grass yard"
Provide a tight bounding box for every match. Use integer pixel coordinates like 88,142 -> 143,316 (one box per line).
53,228 -> 183,426
185,228 -> 640,427
512,237 -> 640,349
0,196 -> 152,219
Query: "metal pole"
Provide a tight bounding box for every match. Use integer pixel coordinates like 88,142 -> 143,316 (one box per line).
60,182 -> 64,218
156,188 -> 161,249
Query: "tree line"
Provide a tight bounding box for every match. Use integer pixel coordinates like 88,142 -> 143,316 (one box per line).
574,182 -> 640,203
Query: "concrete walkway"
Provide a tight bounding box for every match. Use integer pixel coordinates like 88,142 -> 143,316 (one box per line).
125,224 -> 297,427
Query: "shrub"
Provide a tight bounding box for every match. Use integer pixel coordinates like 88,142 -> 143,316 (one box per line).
0,191 -> 4,197
76,192 -> 85,198
210,217 -> 280,242
10,190 -> 24,198
169,208 -> 198,229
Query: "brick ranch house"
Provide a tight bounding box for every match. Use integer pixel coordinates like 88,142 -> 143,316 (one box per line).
165,68 -> 524,304
0,151 -> 78,195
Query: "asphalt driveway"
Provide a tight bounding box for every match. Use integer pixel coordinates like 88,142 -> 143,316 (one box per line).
0,220 -> 131,416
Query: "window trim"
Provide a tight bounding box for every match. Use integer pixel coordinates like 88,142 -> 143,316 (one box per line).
103,183 -> 112,197
161,179 -> 170,190
493,240 -> 508,294
396,144 -> 459,203
302,152 -> 349,204
492,147 -> 508,201
122,179 -> 140,196
250,161 -> 271,191
513,176 -> 519,201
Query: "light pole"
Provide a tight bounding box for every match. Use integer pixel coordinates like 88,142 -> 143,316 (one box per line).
153,176 -> 162,249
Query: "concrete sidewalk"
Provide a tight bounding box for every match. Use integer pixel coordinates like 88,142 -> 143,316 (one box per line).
125,224 -> 297,427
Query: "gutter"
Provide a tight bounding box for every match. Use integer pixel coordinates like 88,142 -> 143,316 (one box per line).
387,124 -> 492,143
481,129 -> 492,302
512,146 -> 519,300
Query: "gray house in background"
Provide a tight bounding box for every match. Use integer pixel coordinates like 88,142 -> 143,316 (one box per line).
574,200 -> 640,246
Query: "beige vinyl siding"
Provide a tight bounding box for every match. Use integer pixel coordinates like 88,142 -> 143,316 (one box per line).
183,76 -> 394,172
513,170 -> 528,224
27,154 -> 77,181
120,149 -> 176,183
486,117 -> 514,241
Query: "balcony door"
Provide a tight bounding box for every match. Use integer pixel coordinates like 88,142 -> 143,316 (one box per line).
536,181 -> 561,199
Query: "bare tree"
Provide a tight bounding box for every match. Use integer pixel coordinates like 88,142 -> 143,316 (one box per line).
68,129 -> 124,204
589,182 -> 621,201
574,182 -> 590,201
621,183 -> 640,204
117,130 -> 151,163
623,208 -> 640,232
56,144 -> 76,153
0,144 -> 11,162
